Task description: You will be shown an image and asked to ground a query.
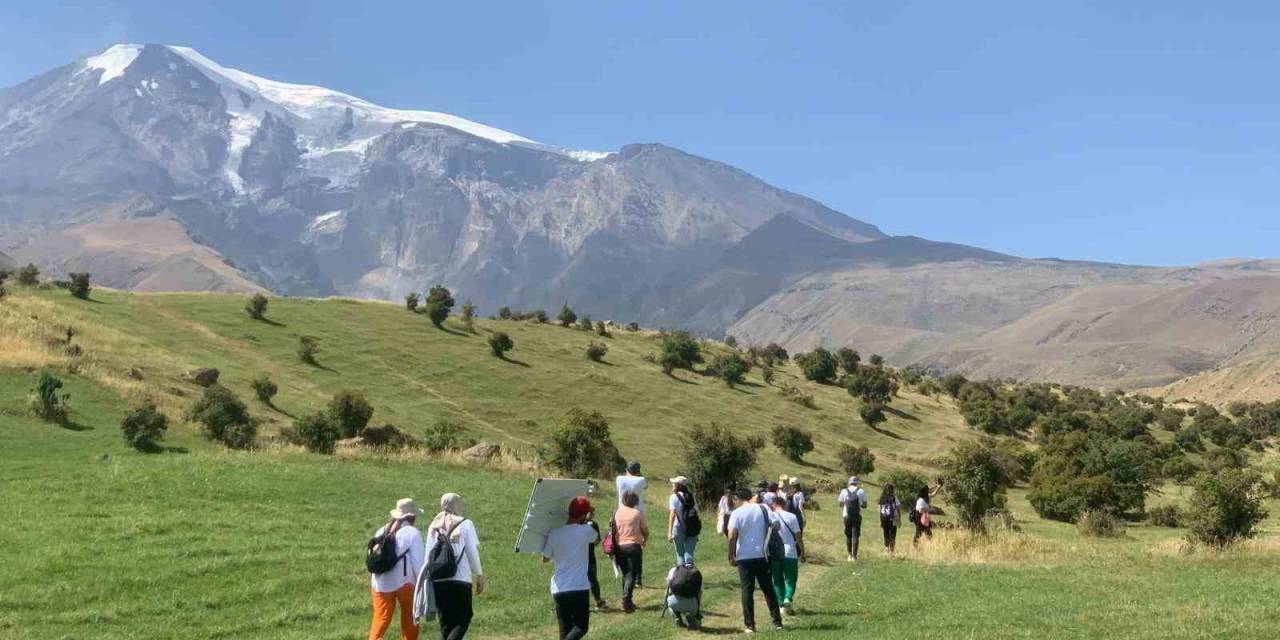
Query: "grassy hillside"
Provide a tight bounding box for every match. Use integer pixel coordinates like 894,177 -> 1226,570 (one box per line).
4,287 -> 1280,639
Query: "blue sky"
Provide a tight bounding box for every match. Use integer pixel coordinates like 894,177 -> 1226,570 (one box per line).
2,1 -> 1277,265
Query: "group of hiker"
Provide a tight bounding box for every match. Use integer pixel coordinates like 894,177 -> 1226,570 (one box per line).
364,464 -> 941,639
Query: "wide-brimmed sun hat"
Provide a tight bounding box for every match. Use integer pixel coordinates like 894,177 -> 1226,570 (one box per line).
788,477 -> 801,486
848,476 -> 861,486
390,497 -> 425,519
670,475 -> 689,485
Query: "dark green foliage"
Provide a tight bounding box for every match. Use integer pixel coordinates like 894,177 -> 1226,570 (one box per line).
0,270 -> 7,299
68,272 -> 91,300
859,403 -> 886,428
1028,432 -> 1157,522
29,372 -> 69,424
327,391 -> 374,439
17,262 -> 39,286
724,335 -> 738,349
780,383 -> 816,409
585,341 -> 608,362
422,418 -> 475,453
658,330 -> 702,374
424,285 -> 455,327
186,386 -> 256,449
715,353 -> 750,388
1156,407 -> 1185,432
1226,401 -> 1251,418
626,321 -> 641,332
460,300 -> 477,332
1204,447 -> 1248,472
957,382 -> 1012,435
749,343 -> 790,366
250,374 -> 278,404
577,314 -> 593,331
1239,401 -> 1280,440
770,425 -> 814,462
121,404 -> 169,451
557,304 -> 577,328
497,305 -> 512,319
795,347 -> 838,383
1077,509 -> 1124,538
405,292 -> 420,312
868,354 -> 884,367
298,335 -> 320,365
533,310 -> 549,323
916,378 -> 941,396
1174,426 -> 1204,452
292,412 -> 341,454
595,321 -> 610,337
1162,456 -> 1201,484
846,365 -> 897,405
941,373 -> 968,398
1147,505 -> 1184,528
488,332 -> 513,357
1186,468 -> 1268,547
882,470 -> 930,499
681,422 -> 765,504
837,444 -> 876,475
541,408 -> 626,478
836,347 -> 860,375
942,438 -> 1019,533
899,365 -> 925,387
245,293 -> 269,319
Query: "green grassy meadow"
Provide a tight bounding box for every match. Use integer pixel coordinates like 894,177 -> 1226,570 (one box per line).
3,288 -> 1280,639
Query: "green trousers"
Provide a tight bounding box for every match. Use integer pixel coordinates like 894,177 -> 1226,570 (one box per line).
770,557 -> 799,604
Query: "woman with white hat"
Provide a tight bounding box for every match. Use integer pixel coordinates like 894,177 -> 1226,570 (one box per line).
369,498 -> 426,640
425,493 -> 484,640
666,476 -> 700,565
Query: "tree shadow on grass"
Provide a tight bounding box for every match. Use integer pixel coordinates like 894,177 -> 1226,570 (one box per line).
306,362 -> 339,374
737,379 -> 765,389
259,317 -> 287,328
797,458 -> 837,474
58,419 -> 93,432
498,356 -> 531,368
665,372 -> 698,385
433,325 -> 469,337
884,406 -> 919,422
264,401 -> 295,419
870,424 -> 908,441
135,443 -> 190,454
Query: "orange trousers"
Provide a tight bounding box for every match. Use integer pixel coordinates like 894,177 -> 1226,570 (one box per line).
369,584 -> 418,640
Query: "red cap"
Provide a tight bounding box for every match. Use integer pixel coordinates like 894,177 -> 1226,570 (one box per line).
568,496 -> 593,521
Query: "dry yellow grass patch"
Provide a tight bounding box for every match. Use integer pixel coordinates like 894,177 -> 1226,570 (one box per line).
1148,535 -> 1280,559
905,527 -> 1080,565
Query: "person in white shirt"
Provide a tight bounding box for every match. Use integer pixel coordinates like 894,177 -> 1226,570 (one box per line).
913,486 -> 935,545
727,488 -> 783,633
370,498 -> 426,640
542,496 -> 600,640
615,461 -> 647,514
716,487 -> 734,537
424,493 -> 484,640
837,476 -> 868,561
768,496 -> 805,614
783,477 -> 806,531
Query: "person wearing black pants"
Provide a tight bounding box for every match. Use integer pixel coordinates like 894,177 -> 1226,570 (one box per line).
726,487 -> 783,633
616,543 -> 643,611
553,590 -> 591,640
587,518 -> 607,610
434,580 -> 473,640
736,557 -> 782,630
837,476 -> 867,562
843,512 -> 862,559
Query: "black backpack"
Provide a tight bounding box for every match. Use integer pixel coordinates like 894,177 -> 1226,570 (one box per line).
426,518 -> 469,581
669,564 -> 703,599
366,520 -> 409,575
677,490 -> 703,538
787,493 -> 806,530
759,506 -> 785,562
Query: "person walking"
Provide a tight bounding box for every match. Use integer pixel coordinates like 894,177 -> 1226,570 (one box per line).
369,498 -> 427,640
878,483 -> 902,554
542,496 -> 601,640
727,487 -> 784,633
615,461 -> 647,514
667,476 -> 700,565
424,493 -> 484,640
612,490 -> 649,613
768,496 -> 805,615
783,478 -> 806,532
586,511 -> 609,611
837,476 -> 868,561
716,487 -> 734,538
912,486 -> 934,545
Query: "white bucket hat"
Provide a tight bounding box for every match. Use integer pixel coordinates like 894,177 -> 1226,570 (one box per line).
389,497 -> 424,519
670,475 -> 689,485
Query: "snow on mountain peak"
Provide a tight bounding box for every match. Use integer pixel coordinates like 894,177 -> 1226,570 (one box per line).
82,44 -> 144,85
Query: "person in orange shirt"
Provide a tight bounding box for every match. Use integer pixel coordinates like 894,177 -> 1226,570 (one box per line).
611,490 -> 649,613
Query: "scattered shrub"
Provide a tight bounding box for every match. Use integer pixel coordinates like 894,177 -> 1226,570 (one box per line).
1205,447 -> 1248,472
586,341 -> 608,362
714,353 -> 750,388
250,374 -> 278,405
1147,505 -> 1184,528
779,383 -> 815,409
298,335 -> 321,365
577,314 -> 593,331
186,386 -> 256,449
658,330 -> 702,373
859,403 -> 886,428
1174,426 -> 1204,452
16,262 -> 39,286
724,335 -> 738,349
1162,456 -> 1200,483
837,444 -> 876,475
795,348 -> 838,383
626,321 -> 641,332
681,422 -> 765,505
557,304 -> 577,327
770,425 -> 814,462
761,364 -> 775,386
1028,432 -> 1157,522
488,332 -> 514,358
29,372 -> 69,424
533,310 -> 549,324
1186,468 -> 1268,547
424,285 -> 455,328
846,365 -> 897,405
461,300 -> 477,332
941,438 -> 1019,533
595,321 -> 610,337
882,470 -> 930,500
120,403 -> 169,451
67,272 -> 91,300
836,347 -> 861,375
327,391 -> 374,439
868,354 -> 884,367
1157,407 -> 1185,431
1077,509 -> 1125,538
405,292 -> 420,312
292,412 -> 341,454
422,418 -> 475,453
360,424 -> 420,449
497,305 -> 512,319
941,373 -> 968,398
245,293 -> 269,319
541,408 -> 626,478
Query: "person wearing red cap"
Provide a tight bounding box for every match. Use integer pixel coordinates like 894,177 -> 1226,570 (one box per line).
542,496 -> 600,640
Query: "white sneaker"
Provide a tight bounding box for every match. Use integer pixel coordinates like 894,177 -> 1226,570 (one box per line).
846,554 -> 854,562
743,627 -> 755,634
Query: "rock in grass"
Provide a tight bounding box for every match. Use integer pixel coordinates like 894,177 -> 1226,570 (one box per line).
463,442 -> 501,461
183,368 -> 220,387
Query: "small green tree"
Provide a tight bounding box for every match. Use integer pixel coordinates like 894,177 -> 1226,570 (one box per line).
577,314 -> 593,331
1186,468 -> 1268,547
327,391 -> 374,439
681,422 -> 765,505
658,330 -> 702,374
424,285 -> 455,328
488,332 -> 514,358
461,300 -> 477,333
715,353 -> 750,388
498,305 -> 513,320
1162,456 -> 1200,484
795,348 -> 838,383
846,365 -> 897,405
595,321 -> 610,337
29,372 -> 69,424
557,304 -> 577,328
941,438 -> 1019,533
868,354 -> 884,367
541,408 -> 626,478
298,335 -> 321,365
405,292 -> 420,312
836,347 -> 861,375
245,293 -> 269,320
859,403 -> 886,428
770,425 -> 815,462
533,309 -> 549,323
185,386 -> 256,449
724,335 -> 739,349
941,373 -> 968,398
68,272 -> 91,300
586,341 -> 608,362
0,270 -> 8,299
422,418 -> 475,453
16,263 -> 39,286
121,403 -> 169,451
837,444 -> 876,475
250,374 -> 278,405
293,412 -> 341,454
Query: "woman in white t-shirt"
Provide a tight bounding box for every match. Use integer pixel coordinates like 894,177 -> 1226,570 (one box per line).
667,476 -> 699,565
426,493 -> 485,640
912,486 -> 934,545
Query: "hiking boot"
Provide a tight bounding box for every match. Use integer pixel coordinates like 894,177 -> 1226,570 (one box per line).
595,600 -> 609,611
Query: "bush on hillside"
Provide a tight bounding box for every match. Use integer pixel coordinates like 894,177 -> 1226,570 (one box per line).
557,304 -> 577,328
748,342 -> 789,366
488,332 -> 514,358
250,374 -> 278,405
1027,432 -> 1157,522
957,381 -> 1013,435
1077,509 -> 1125,538
120,403 -> 169,452
1186,468 -> 1268,547
586,341 -> 608,362
298,335 -> 321,365
794,348 -> 838,383
846,365 -> 897,405
29,372 -> 70,424
327,391 -> 374,439
941,438 -> 1019,533
16,262 -> 39,286
837,444 -> 876,475
186,385 -> 256,449
770,425 -> 814,462
868,354 -> 884,366
533,309 -> 549,323
595,321 -> 610,337
761,364 -> 775,386
0,271 -> 8,299
245,293 -> 269,320
658,330 -> 702,374
422,418 -> 475,453
1205,447 -> 1248,472
715,353 -> 750,388
1162,456 -> 1200,484
1174,426 -> 1204,452
941,373 -> 968,398
541,408 -> 626,478
497,305 -> 512,319
681,422 -> 765,505
779,383 -> 815,409
292,412 -> 341,454
68,272 -> 91,300
577,314 -> 593,331
882,470 -> 930,500
1147,505 -> 1184,528
405,292 -> 420,312
460,300 -> 477,332
724,335 -> 738,349
859,403 -> 887,428
1157,407 -> 1185,431
424,285 -> 455,328
835,347 -> 860,375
